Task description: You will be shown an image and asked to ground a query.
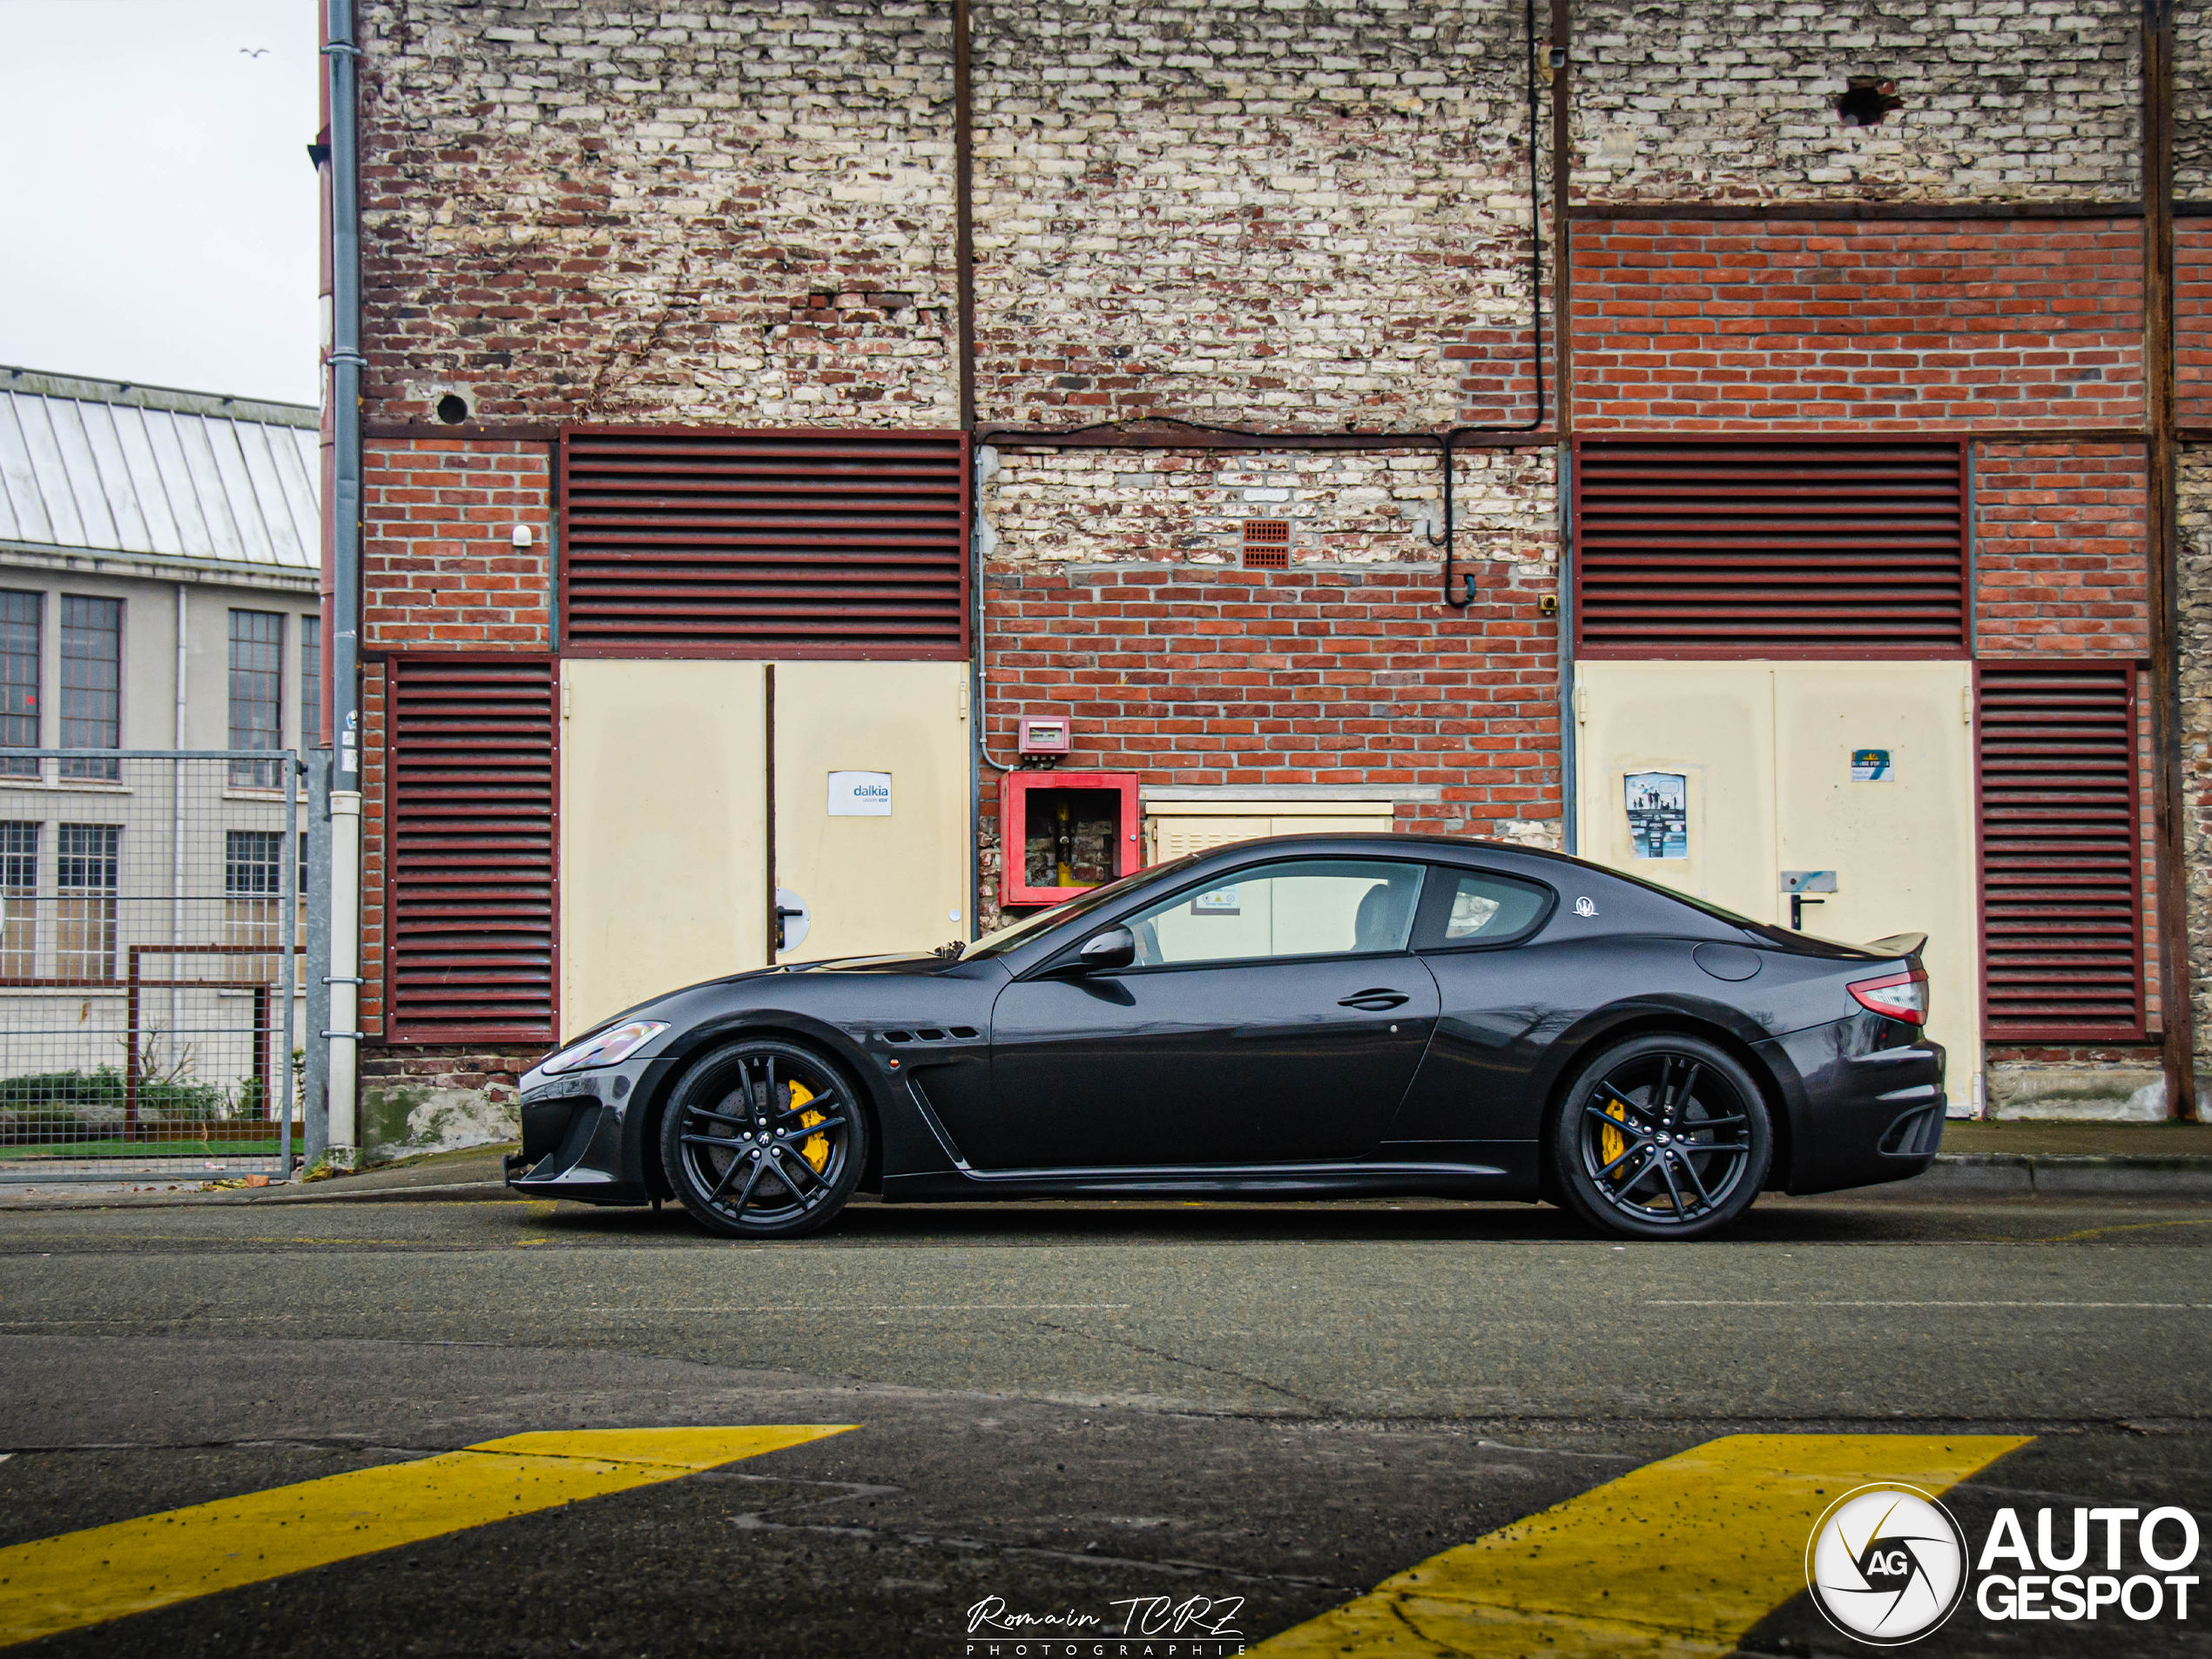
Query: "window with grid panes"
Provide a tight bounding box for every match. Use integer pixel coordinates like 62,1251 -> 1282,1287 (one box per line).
228,610 -> 283,787
300,614 -> 320,751
0,823 -> 35,978
0,591 -> 38,778
55,823 -> 117,980
58,597 -> 119,782
225,828 -> 284,984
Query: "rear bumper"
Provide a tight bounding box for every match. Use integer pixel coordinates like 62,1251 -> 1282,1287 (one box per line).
1757,1013 -> 1947,1197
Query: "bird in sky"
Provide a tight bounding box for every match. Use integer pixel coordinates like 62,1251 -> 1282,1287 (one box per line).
239,46 -> 268,57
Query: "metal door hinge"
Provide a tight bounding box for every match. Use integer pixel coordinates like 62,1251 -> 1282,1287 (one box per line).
562,682 -> 572,721
957,681 -> 969,723
1574,685 -> 1588,723
1962,685 -> 1973,725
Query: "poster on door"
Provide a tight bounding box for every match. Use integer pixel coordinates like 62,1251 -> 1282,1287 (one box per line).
1624,771 -> 1688,860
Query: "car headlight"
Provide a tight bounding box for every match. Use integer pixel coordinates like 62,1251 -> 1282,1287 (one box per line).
539,1021 -> 669,1075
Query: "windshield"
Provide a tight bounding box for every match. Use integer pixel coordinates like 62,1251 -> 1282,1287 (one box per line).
961,856 -> 1197,961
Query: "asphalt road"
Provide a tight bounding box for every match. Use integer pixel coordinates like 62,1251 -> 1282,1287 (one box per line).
3,1190 -> 2210,1656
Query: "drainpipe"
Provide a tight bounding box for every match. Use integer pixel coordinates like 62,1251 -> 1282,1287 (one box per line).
324,0 -> 365,1152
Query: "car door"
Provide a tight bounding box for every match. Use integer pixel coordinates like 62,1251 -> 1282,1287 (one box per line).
1381,863 -> 1566,1150
975,857 -> 1442,1170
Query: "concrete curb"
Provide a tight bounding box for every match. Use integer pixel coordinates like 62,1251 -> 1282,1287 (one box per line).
1870,1154 -> 2212,1201
0,1177 -> 516,1211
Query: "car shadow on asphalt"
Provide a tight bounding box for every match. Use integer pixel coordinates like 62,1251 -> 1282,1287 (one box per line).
527,1195 -> 1932,1246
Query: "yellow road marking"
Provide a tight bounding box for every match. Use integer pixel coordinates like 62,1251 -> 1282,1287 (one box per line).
1251,1433 -> 2029,1656
0,1425 -> 853,1649
2033,1215 -> 2212,1244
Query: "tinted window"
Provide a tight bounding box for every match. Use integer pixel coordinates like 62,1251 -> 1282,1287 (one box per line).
1126,859 -> 1425,968
1422,868 -> 1553,948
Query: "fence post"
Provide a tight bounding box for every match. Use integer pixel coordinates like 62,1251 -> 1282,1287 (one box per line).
302,751 -> 332,1175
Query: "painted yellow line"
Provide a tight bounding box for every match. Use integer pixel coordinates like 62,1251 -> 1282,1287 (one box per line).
0,1425 -> 853,1649
1250,1433 -> 2030,1657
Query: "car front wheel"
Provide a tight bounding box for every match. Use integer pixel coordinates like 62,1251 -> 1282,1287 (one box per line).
659,1038 -> 867,1239
1549,1033 -> 1772,1240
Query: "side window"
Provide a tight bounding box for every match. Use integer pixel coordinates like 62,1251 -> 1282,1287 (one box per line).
1124,859 -> 1426,968
1419,868 -> 1554,949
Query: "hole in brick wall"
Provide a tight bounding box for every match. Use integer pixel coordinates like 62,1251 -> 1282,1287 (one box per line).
435,393 -> 469,425
1837,77 -> 1904,127
1242,518 -> 1291,570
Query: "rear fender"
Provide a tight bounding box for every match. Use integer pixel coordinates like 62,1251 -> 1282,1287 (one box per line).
1534,997 -> 1803,1191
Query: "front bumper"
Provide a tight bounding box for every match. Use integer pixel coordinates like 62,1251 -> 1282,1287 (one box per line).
503,1062 -> 656,1205
1757,1013 -> 1947,1197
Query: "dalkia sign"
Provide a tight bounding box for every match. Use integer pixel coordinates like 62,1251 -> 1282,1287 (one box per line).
1806,1487 -> 2202,1645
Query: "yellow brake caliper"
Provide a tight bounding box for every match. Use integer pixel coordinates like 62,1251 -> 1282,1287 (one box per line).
1601,1100 -> 1628,1177
786,1081 -> 830,1173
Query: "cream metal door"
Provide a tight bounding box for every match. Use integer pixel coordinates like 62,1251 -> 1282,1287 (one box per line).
1577,660 -> 1980,1089
1575,663 -> 1778,925
1145,799 -> 1396,863
558,659 -> 769,1040
772,661 -> 973,963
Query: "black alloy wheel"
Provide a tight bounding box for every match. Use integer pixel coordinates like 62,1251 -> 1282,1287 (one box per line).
659,1038 -> 867,1239
1549,1033 -> 1772,1240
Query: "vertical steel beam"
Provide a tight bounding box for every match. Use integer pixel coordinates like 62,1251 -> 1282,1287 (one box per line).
2144,0 -> 2200,1118
1552,0 -> 1578,853
954,0 -> 976,434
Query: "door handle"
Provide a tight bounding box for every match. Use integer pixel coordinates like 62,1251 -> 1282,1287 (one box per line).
1339,989 -> 1409,1011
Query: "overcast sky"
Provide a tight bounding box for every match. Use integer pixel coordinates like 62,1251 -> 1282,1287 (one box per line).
0,0 -> 320,407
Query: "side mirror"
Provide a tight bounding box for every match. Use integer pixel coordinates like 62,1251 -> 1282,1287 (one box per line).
1075,925 -> 1136,973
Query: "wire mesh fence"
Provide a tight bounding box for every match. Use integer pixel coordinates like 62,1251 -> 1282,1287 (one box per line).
0,751 -> 300,1179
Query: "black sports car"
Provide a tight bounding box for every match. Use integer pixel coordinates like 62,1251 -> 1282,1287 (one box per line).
505,833 -> 1946,1240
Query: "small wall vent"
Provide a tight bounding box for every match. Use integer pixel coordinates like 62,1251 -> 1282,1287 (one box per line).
1241,519 -> 1291,569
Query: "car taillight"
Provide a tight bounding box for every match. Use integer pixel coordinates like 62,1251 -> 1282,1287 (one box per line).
1848,968 -> 1928,1024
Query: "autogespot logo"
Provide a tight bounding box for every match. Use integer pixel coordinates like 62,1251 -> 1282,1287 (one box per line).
1805,1485 -> 1972,1646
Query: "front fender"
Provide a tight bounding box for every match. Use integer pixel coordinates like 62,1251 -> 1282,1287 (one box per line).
624,1006 -> 894,1198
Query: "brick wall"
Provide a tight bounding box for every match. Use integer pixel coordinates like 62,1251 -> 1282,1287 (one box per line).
981,444 -> 1556,568
1973,442 -> 2148,657
2179,3 -> 2212,199
363,439 -> 553,651
359,0 -> 1545,432
975,556 -> 1561,925
1575,0 -> 2139,203
973,1 -> 1547,428
358,0 -> 959,425
1572,218 -> 2142,429
2176,225 -> 2212,425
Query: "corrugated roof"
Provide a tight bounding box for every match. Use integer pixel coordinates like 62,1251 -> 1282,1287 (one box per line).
0,366 -> 320,571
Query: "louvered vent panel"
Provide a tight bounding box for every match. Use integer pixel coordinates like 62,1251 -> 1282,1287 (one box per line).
1576,441 -> 1966,654
1978,663 -> 2143,1041
562,429 -> 968,655
387,658 -> 556,1042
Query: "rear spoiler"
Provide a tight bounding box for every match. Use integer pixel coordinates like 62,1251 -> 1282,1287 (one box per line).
1862,931 -> 1927,961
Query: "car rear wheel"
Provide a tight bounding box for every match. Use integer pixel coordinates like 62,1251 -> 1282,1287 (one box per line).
1549,1033 -> 1771,1240
659,1038 -> 867,1239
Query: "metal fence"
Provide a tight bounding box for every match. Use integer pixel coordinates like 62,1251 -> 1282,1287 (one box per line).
0,751 -> 300,1180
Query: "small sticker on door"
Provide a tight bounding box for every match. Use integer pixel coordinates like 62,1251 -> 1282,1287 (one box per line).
1851,748 -> 1893,782
827,771 -> 893,816
1624,771 -> 1688,860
